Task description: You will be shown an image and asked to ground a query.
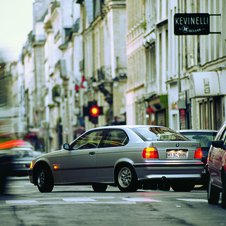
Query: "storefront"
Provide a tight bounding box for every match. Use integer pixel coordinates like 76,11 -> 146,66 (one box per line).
145,94 -> 168,127
189,72 -> 223,130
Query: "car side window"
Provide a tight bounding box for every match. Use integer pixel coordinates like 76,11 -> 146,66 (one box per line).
100,129 -> 129,148
71,130 -> 105,150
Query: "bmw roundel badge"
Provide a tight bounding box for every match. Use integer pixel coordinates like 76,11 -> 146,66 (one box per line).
176,143 -> 179,147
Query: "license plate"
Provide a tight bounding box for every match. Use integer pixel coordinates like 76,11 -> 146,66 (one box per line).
166,150 -> 188,158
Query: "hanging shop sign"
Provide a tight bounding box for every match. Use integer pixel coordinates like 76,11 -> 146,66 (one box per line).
174,13 -> 210,35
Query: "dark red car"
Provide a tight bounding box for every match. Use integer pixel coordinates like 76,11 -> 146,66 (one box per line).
207,121 -> 226,208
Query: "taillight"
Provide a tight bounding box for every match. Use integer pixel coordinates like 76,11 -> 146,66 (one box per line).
142,147 -> 159,159
194,147 -> 202,159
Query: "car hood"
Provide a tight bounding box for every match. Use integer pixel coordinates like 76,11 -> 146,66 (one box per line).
34,149 -> 64,160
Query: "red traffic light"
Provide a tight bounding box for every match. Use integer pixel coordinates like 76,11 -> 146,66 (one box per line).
90,106 -> 99,117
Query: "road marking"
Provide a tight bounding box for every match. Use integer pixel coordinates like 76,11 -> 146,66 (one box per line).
63,198 -> 96,202
9,186 -> 24,188
6,200 -> 37,204
177,198 -> 207,202
4,196 -> 160,205
89,196 -> 115,199
5,197 -> 207,206
122,198 -> 161,202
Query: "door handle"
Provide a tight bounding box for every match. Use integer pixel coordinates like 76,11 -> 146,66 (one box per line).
89,152 -> 95,155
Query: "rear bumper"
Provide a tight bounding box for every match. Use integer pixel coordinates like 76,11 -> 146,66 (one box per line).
134,161 -> 204,181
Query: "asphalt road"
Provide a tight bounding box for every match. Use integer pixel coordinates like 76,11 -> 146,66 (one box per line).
0,177 -> 225,226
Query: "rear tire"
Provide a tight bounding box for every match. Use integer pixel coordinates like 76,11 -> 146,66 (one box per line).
171,180 -> 194,192
36,165 -> 54,193
221,173 -> 226,208
207,178 -> 220,204
158,181 -> 170,191
116,164 -> 138,192
92,184 -> 108,192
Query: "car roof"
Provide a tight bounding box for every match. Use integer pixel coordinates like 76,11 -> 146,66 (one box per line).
89,125 -> 166,130
178,129 -> 218,133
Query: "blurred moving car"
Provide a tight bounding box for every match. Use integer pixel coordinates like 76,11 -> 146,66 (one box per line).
11,147 -> 42,176
207,121 -> 226,208
0,150 -> 13,194
0,140 -> 43,176
178,129 -> 217,187
28,125 -> 204,193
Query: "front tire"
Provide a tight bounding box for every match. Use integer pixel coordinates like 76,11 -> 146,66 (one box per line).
92,184 -> 108,192
116,165 -> 138,192
0,175 -> 6,195
36,165 -> 54,193
207,178 -> 220,204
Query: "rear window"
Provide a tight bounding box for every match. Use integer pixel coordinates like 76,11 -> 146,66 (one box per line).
131,127 -> 189,141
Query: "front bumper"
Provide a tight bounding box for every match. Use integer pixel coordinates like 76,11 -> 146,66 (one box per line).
28,168 -> 34,183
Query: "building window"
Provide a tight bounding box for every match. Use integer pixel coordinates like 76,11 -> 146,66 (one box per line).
199,102 -> 203,129
146,45 -> 156,83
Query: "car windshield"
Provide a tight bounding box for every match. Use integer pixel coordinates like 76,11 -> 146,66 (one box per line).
11,149 -> 34,158
180,132 -> 217,147
131,127 -> 189,141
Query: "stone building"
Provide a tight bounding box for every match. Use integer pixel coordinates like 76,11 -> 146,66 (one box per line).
126,0 -> 169,127
11,0 -> 226,153
126,0 -> 226,131
167,0 -> 226,130
76,0 -> 127,130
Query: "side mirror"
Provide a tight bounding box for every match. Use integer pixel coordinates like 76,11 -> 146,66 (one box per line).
63,143 -> 70,150
211,140 -> 224,148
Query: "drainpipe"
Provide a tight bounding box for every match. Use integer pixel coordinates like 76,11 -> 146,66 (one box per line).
177,0 -> 181,129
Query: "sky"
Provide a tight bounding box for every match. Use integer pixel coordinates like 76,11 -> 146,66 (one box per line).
0,0 -> 34,62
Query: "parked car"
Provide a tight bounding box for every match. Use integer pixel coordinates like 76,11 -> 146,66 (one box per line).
28,125 -> 204,193
178,129 -> 217,188
207,121 -> 226,208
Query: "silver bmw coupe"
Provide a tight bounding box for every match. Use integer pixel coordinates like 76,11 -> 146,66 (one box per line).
28,125 -> 204,192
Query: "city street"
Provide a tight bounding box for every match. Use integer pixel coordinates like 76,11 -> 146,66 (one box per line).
0,177 -> 225,226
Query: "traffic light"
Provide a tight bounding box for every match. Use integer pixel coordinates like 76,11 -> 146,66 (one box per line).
89,106 -> 100,124
83,101 -> 103,125
114,116 -> 119,125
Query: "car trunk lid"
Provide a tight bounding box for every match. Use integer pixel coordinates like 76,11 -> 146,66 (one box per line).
150,141 -> 200,160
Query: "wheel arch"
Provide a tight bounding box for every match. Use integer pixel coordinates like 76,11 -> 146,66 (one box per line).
114,159 -> 136,184
33,160 -> 53,185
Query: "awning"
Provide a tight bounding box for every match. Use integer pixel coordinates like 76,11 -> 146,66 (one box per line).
189,72 -> 220,98
24,132 -> 38,140
152,103 -> 166,112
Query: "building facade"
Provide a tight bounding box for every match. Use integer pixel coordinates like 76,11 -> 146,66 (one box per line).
77,0 -> 127,130
8,0 -> 226,153
167,0 -> 226,131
